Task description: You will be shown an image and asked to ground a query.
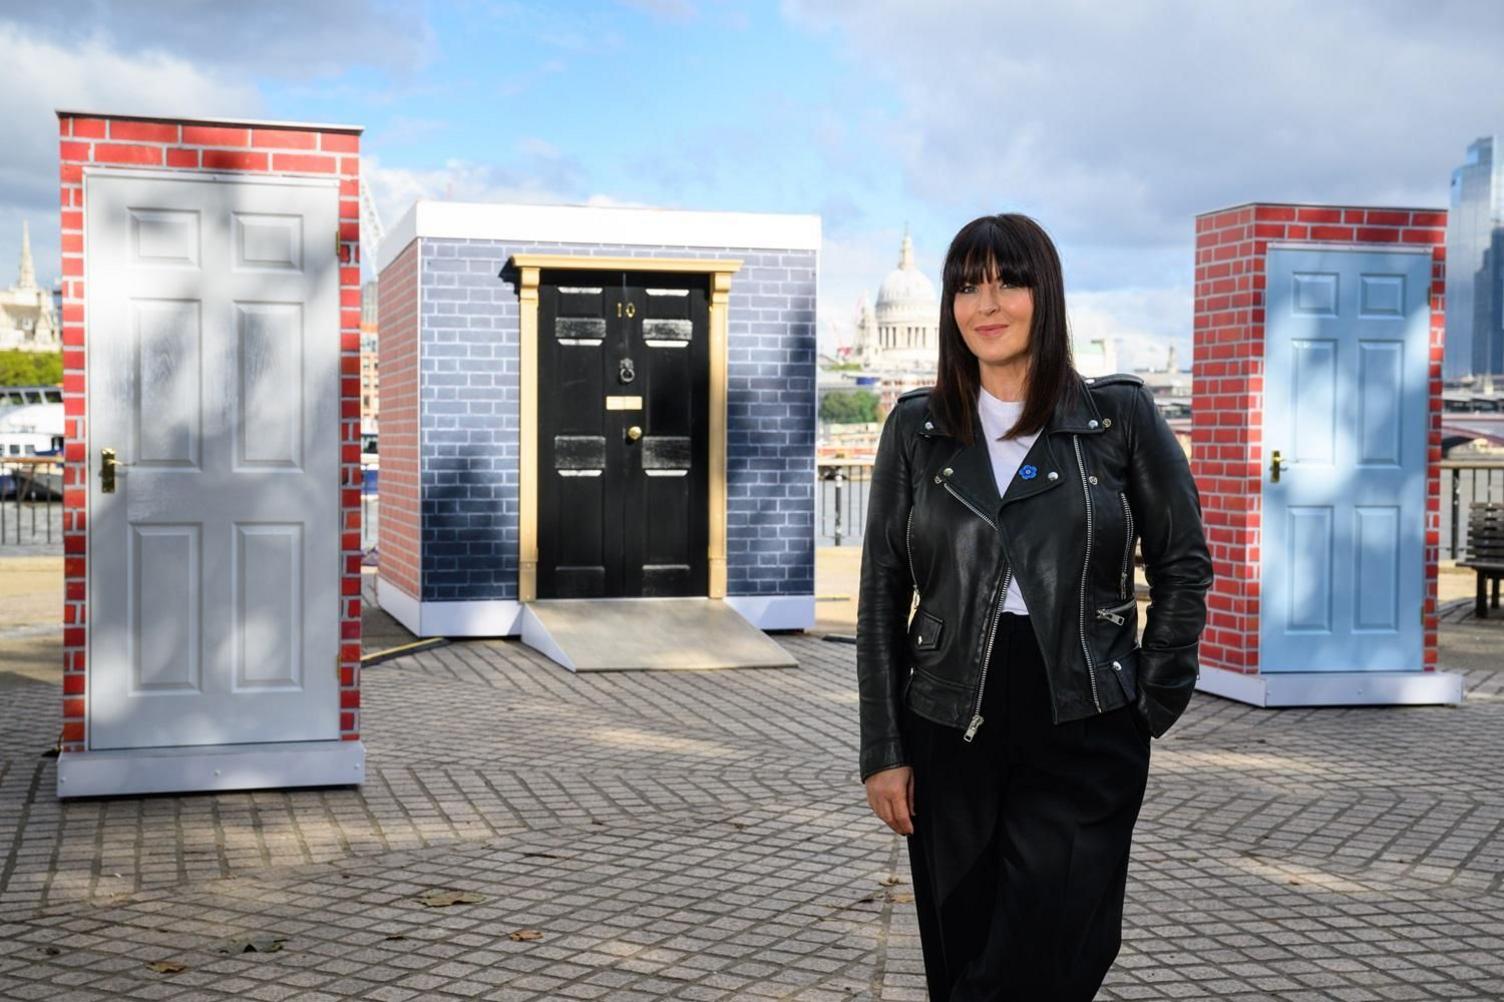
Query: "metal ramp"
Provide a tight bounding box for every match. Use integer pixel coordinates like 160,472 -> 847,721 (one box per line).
519,598 -> 798,672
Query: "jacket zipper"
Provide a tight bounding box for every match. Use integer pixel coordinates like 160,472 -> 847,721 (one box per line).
1071,435 -> 1103,713
906,506 -> 919,597
1117,491 -> 1135,599
940,480 -> 1008,742
940,480 -> 996,530
965,562 -> 1010,742
1095,596 -> 1137,626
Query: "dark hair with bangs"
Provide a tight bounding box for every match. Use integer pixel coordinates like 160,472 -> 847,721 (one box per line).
929,213 -> 1080,447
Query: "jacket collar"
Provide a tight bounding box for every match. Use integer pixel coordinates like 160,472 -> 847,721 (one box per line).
915,375 -> 1105,522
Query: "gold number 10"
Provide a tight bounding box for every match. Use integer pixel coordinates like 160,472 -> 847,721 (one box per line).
616,302 -> 637,318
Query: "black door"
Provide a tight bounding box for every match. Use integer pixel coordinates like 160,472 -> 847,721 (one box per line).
536,269 -> 710,598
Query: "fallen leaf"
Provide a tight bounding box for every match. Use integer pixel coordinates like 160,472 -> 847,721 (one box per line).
146,960 -> 186,974
508,929 -> 543,941
418,890 -> 485,908
887,891 -> 914,904
215,935 -> 287,954
879,874 -> 905,887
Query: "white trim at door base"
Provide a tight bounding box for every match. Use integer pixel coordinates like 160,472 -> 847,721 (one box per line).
1195,665 -> 1464,707
378,583 -> 815,638
723,594 -> 815,631
57,741 -> 365,799
377,580 -> 524,637
377,577 -> 423,635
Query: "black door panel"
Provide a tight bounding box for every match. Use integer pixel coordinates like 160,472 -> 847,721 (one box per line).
538,270 -> 709,598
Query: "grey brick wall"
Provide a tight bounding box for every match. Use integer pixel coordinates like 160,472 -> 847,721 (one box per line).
417,238 -> 816,603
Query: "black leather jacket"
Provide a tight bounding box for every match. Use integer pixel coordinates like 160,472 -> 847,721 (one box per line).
856,372 -> 1214,782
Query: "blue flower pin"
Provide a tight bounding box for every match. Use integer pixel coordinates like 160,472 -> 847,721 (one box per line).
1019,464 -> 1037,480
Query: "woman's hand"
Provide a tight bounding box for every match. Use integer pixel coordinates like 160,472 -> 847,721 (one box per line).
865,765 -> 916,835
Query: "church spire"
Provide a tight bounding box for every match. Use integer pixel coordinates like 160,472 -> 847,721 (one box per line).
17,220 -> 36,290
898,224 -> 914,270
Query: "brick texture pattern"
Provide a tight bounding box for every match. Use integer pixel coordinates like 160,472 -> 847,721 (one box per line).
378,237 -> 816,604
1191,203 -> 1446,675
376,241 -> 421,600
55,113 -> 364,751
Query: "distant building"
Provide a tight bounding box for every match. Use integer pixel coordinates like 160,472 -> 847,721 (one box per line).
848,228 -> 1115,377
854,230 -> 940,372
360,280 -> 379,436
1444,136 -> 1504,380
0,223 -> 60,353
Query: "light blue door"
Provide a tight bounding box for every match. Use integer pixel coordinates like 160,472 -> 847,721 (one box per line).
1261,246 -> 1431,672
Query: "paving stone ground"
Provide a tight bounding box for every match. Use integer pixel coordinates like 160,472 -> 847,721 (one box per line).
0,563 -> 1501,1000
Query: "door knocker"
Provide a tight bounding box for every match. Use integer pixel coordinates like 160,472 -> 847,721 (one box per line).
619,357 -> 636,384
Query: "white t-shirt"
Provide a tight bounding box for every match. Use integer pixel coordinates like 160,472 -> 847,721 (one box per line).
977,385 -> 1040,615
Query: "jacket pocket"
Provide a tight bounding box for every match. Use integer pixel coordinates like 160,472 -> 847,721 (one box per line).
909,608 -> 944,651
1117,490 -> 1136,598
1094,596 -> 1137,626
1107,647 -> 1140,702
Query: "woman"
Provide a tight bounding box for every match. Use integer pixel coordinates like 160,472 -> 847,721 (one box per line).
856,213 -> 1212,1000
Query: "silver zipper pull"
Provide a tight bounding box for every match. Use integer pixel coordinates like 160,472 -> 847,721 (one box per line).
963,714 -> 984,741
1096,609 -> 1125,625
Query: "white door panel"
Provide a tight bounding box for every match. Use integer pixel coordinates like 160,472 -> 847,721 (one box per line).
87,171 -> 341,749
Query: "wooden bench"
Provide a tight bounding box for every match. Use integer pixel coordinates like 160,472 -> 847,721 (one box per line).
1458,501 -> 1504,619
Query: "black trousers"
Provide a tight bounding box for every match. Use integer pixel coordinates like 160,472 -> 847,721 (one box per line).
902,612 -> 1150,1002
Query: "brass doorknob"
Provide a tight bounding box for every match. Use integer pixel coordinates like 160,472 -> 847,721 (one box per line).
626,426 -> 642,442
100,447 -> 132,493
1269,448 -> 1285,483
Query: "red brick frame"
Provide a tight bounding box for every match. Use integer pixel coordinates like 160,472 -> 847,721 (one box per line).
1192,202 -> 1446,676
56,112 -> 364,753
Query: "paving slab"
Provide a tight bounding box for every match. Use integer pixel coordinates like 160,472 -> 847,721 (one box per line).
0,555 -> 1500,999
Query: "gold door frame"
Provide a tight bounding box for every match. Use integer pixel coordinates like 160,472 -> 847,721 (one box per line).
506,254 -> 742,602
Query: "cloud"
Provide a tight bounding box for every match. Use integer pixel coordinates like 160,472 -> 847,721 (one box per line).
0,1 -> 435,287
1067,287 -> 1193,372
784,0 -> 1504,363
2,0 -> 433,78
615,0 -> 699,22
817,225 -> 936,356
0,23 -> 261,288
783,0 -> 1504,255
362,144 -> 644,264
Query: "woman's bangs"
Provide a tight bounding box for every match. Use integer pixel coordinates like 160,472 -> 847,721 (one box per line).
945,220 -> 1035,289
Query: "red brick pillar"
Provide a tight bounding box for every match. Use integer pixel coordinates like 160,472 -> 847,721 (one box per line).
1191,203 -> 1448,699
55,113 -> 365,755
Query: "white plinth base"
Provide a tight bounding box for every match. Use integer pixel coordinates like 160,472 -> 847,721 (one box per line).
57,740 -> 365,799
1195,665 -> 1465,707
378,576 -> 815,637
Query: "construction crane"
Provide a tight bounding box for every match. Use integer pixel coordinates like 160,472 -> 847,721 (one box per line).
358,167 -> 384,273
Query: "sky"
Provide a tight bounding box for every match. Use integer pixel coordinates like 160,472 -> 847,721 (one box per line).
3,0 -> 1503,368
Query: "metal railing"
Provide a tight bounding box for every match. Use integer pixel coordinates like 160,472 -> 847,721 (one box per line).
821,458 -> 1504,560
1444,461 -> 1504,560
4,457 -> 1492,558
0,458 -> 63,548
818,461 -> 874,547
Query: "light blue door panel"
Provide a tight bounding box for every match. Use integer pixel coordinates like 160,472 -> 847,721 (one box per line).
1261,247 -> 1429,671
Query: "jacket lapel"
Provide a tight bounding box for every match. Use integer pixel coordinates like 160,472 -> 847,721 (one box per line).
917,375 -> 1108,523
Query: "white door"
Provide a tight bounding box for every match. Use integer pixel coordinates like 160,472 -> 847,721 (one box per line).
86,170 -> 342,749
